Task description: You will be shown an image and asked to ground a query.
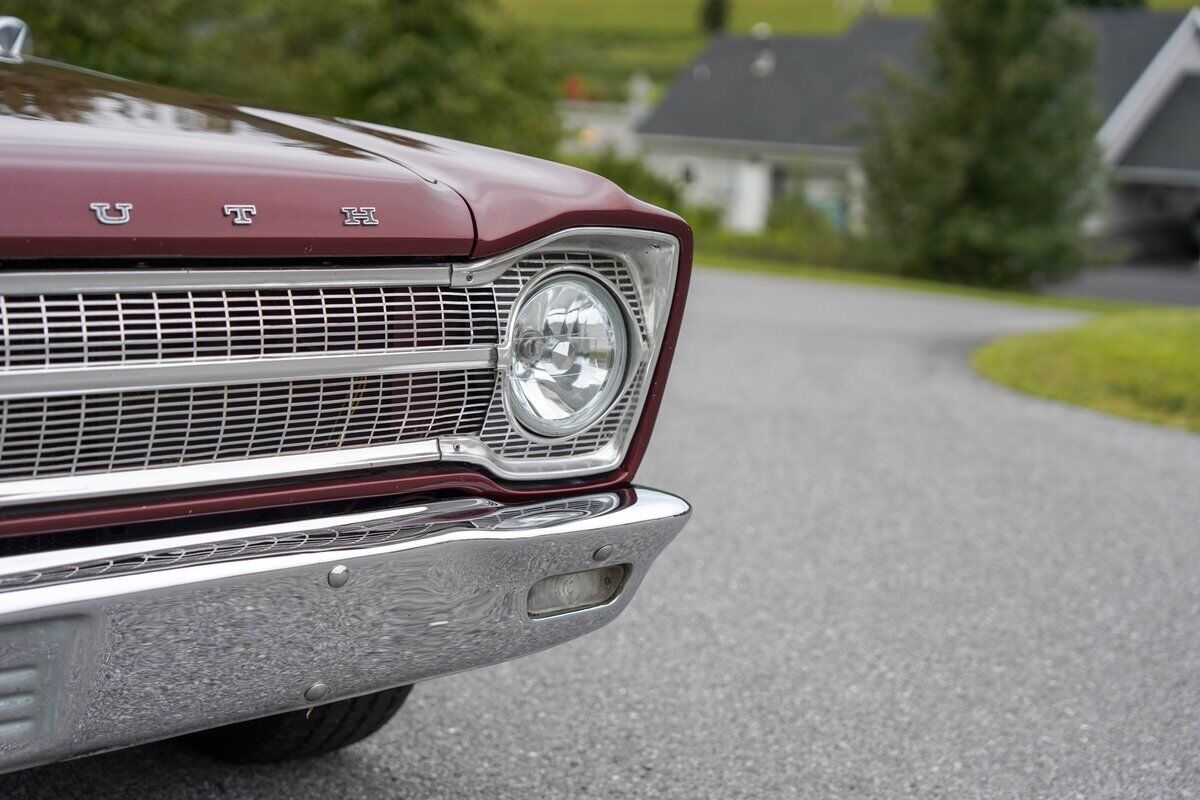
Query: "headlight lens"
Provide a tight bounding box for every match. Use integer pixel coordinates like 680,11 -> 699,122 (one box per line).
507,275 -> 629,437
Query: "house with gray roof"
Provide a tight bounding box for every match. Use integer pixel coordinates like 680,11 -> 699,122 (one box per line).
636,8 -> 1200,258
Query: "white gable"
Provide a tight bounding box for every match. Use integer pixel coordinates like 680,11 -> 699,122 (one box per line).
1098,8 -> 1200,165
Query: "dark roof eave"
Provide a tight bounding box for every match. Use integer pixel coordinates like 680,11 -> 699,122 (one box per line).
638,131 -> 860,160
1114,165 -> 1200,187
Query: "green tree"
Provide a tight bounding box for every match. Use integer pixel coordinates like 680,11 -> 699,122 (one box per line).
860,0 -> 1101,288
1068,0 -> 1143,6
10,0 -> 562,157
700,0 -> 730,34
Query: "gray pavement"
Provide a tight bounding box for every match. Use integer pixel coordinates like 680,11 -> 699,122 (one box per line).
6,268 -> 1200,799
1051,262 -> 1200,305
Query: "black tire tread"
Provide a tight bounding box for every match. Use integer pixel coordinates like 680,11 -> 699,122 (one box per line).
186,685 -> 413,763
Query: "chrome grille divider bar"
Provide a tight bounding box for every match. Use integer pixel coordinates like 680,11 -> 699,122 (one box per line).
0,346 -> 497,399
0,440 -> 442,508
0,266 -> 453,293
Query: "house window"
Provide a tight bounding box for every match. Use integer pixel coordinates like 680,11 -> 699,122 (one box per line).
804,178 -> 848,230
770,165 -> 790,199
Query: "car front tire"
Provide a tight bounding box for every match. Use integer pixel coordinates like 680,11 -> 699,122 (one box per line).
185,685 -> 413,763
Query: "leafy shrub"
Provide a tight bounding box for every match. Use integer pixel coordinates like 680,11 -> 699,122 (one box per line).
12,0 -> 563,157
860,0 -> 1101,288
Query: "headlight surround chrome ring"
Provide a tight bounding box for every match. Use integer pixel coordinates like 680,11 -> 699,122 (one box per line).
503,271 -> 632,439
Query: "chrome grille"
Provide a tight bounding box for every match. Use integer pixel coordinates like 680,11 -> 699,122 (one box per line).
479,366 -> 648,459
486,251 -> 646,339
0,286 -> 497,369
0,228 -> 678,506
0,371 -> 493,481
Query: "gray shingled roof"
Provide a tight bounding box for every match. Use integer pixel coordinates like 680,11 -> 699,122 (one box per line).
1121,74 -> 1200,173
1090,10 -> 1191,114
638,10 -> 1188,149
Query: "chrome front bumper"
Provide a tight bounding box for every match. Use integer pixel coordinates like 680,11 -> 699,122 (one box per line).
0,487 -> 689,773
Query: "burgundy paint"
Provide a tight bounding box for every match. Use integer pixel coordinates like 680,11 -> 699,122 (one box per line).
0,57 -> 693,538
251,113 -> 688,259
0,59 -> 475,258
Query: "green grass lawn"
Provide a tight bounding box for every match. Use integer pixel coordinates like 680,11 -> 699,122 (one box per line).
973,309 -> 1200,433
502,0 -> 1197,96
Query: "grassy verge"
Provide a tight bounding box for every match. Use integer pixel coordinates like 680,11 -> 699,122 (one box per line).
973,310 -> 1200,433
697,250 -> 1148,313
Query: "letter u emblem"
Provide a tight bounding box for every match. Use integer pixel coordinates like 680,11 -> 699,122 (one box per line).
89,202 -> 133,225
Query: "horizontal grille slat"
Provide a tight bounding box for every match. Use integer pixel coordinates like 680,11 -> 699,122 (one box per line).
0,371 -> 494,480
0,286 -> 498,369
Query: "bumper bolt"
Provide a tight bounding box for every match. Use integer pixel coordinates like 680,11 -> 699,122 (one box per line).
592,544 -> 614,562
327,565 -> 350,588
304,682 -> 331,702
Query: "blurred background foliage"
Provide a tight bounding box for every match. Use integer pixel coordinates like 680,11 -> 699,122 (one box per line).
860,0 -> 1102,287
11,0 -> 563,157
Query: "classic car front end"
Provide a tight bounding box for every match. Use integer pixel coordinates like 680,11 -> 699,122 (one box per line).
0,25 -> 691,772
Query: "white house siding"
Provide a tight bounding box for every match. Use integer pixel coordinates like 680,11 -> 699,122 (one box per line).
642,148 -> 773,232
560,100 -> 644,157
800,176 -> 848,228
641,148 -> 755,228
729,160 -> 772,232
559,75 -> 656,158
638,135 -> 1199,255
641,139 -> 863,234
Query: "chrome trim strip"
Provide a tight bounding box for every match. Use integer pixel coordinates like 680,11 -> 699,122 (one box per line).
441,435 -> 626,480
0,440 -> 441,509
0,487 -> 690,774
0,266 -> 451,293
0,497 -> 505,590
0,346 -> 497,399
449,226 -> 676,287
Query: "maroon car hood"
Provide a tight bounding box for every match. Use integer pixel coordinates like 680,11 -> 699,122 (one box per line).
0,58 -> 475,259
0,58 -> 683,260
256,111 -> 683,258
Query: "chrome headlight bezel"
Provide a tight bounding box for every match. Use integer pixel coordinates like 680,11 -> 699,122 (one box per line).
441,227 -> 681,480
500,268 -> 638,441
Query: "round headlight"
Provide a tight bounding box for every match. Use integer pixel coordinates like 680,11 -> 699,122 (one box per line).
506,275 -> 629,438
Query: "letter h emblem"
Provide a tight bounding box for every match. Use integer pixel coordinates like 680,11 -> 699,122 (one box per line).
340,207 -> 379,226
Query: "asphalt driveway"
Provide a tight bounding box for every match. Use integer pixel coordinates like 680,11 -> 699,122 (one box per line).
1051,262 -> 1200,305
6,268 -> 1200,799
